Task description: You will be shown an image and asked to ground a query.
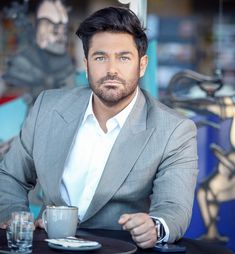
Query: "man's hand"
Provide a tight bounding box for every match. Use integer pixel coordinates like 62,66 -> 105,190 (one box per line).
118,213 -> 157,249
34,219 -> 44,229
0,222 -> 9,229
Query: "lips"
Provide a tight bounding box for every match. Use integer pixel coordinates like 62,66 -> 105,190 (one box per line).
103,80 -> 122,84
97,75 -> 126,85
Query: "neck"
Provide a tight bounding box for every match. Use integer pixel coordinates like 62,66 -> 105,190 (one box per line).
92,90 -> 137,132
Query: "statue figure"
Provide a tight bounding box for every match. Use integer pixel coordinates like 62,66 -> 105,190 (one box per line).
2,0 -> 75,103
163,69 -> 235,243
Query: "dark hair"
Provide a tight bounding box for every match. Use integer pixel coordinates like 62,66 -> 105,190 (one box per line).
76,7 -> 148,58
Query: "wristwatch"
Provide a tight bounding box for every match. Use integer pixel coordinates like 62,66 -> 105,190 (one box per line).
154,219 -> 166,242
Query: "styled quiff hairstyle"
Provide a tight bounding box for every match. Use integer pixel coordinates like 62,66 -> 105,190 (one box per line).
76,6 -> 148,58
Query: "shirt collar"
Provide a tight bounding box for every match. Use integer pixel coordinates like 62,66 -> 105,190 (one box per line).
82,88 -> 139,129
114,88 -> 139,128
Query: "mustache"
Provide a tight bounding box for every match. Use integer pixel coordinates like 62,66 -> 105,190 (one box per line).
97,73 -> 126,85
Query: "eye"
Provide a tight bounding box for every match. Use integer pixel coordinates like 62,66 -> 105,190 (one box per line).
120,56 -> 130,62
94,56 -> 106,62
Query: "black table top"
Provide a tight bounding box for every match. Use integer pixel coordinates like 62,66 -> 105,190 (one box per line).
0,228 -> 234,254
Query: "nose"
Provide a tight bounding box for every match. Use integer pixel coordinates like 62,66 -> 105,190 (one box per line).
106,58 -> 118,74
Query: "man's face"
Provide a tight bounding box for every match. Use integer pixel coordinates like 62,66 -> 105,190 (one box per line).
84,32 -> 148,106
36,19 -> 68,54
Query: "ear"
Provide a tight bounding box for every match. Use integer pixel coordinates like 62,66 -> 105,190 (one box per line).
83,58 -> 88,78
83,57 -> 88,70
139,55 -> 148,78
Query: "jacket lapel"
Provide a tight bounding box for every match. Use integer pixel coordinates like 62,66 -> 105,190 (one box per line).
43,89 -> 91,204
83,90 -> 155,221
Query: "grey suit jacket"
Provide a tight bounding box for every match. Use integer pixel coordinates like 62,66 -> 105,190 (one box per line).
0,87 -> 198,242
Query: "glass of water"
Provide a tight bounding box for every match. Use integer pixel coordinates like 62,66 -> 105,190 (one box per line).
10,220 -> 34,253
6,211 -> 34,253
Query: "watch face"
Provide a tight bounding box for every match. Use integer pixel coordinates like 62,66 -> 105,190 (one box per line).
155,220 -> 161,238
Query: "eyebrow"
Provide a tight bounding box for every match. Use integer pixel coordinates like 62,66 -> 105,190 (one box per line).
91,51 -> 133,57
117,51 -> 133,56
91,51 -> 106,57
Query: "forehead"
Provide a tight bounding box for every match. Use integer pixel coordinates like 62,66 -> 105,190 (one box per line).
88,32 -> 138,55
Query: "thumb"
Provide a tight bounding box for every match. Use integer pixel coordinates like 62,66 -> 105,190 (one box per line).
118,213 -> 132,225
34,219 -> 45,229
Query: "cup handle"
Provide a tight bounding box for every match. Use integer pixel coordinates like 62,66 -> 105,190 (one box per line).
41,209 -> 48,232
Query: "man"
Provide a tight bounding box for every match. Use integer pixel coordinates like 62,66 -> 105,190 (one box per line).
0,7 -> 198,249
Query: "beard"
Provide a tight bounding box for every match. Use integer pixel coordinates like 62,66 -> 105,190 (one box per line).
87,66 -> 140,106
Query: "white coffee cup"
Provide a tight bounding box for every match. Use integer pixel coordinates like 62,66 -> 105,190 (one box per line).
42,206 -> 79,239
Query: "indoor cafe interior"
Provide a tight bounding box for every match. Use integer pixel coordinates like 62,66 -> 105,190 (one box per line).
0,0 -> 235,253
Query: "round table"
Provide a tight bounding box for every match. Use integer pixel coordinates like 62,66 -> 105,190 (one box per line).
0,228 -> 234,254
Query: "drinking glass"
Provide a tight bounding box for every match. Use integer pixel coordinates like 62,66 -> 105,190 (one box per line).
10,220 -> 34,253
6,211 -> 34,253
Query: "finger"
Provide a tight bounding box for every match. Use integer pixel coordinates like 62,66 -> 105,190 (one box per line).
118,214 -> 132,225
132,228 -> 157,245
130,217 -> 156,236
34,219 -> 45,229
135,238 -> 157,249
122,213 -> 148,231
0,223 -> 8,229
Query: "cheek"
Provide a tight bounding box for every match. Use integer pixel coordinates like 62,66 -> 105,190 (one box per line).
124,64 -> 141,79
87,66 -> 103,82
90,62 -> 110,75
88,62 -> 101,72
118,62 -> 139,73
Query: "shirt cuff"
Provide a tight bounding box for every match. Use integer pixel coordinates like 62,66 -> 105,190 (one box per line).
151,216 -> 170,243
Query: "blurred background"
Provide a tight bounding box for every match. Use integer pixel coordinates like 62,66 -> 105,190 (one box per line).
0,0 -> 235,252
1,0 -> 235,94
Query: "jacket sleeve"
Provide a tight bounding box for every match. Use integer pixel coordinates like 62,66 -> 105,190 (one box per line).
0,92 -> 45,223
149,118 -> 198,242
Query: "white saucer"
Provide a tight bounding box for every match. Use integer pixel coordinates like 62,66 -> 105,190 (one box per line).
46,238 -> 102,251
48,242 -> 102,251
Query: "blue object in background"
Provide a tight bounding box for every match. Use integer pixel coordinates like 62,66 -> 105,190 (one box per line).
29,204 -> 41,219
75,71 -> 88,87
185,114 -> 219,238
0,97 -> 41,217
141,14 -> 159,98
0,97 -> 27,142
140,39 -> 158,98
185,114 -> 235,252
